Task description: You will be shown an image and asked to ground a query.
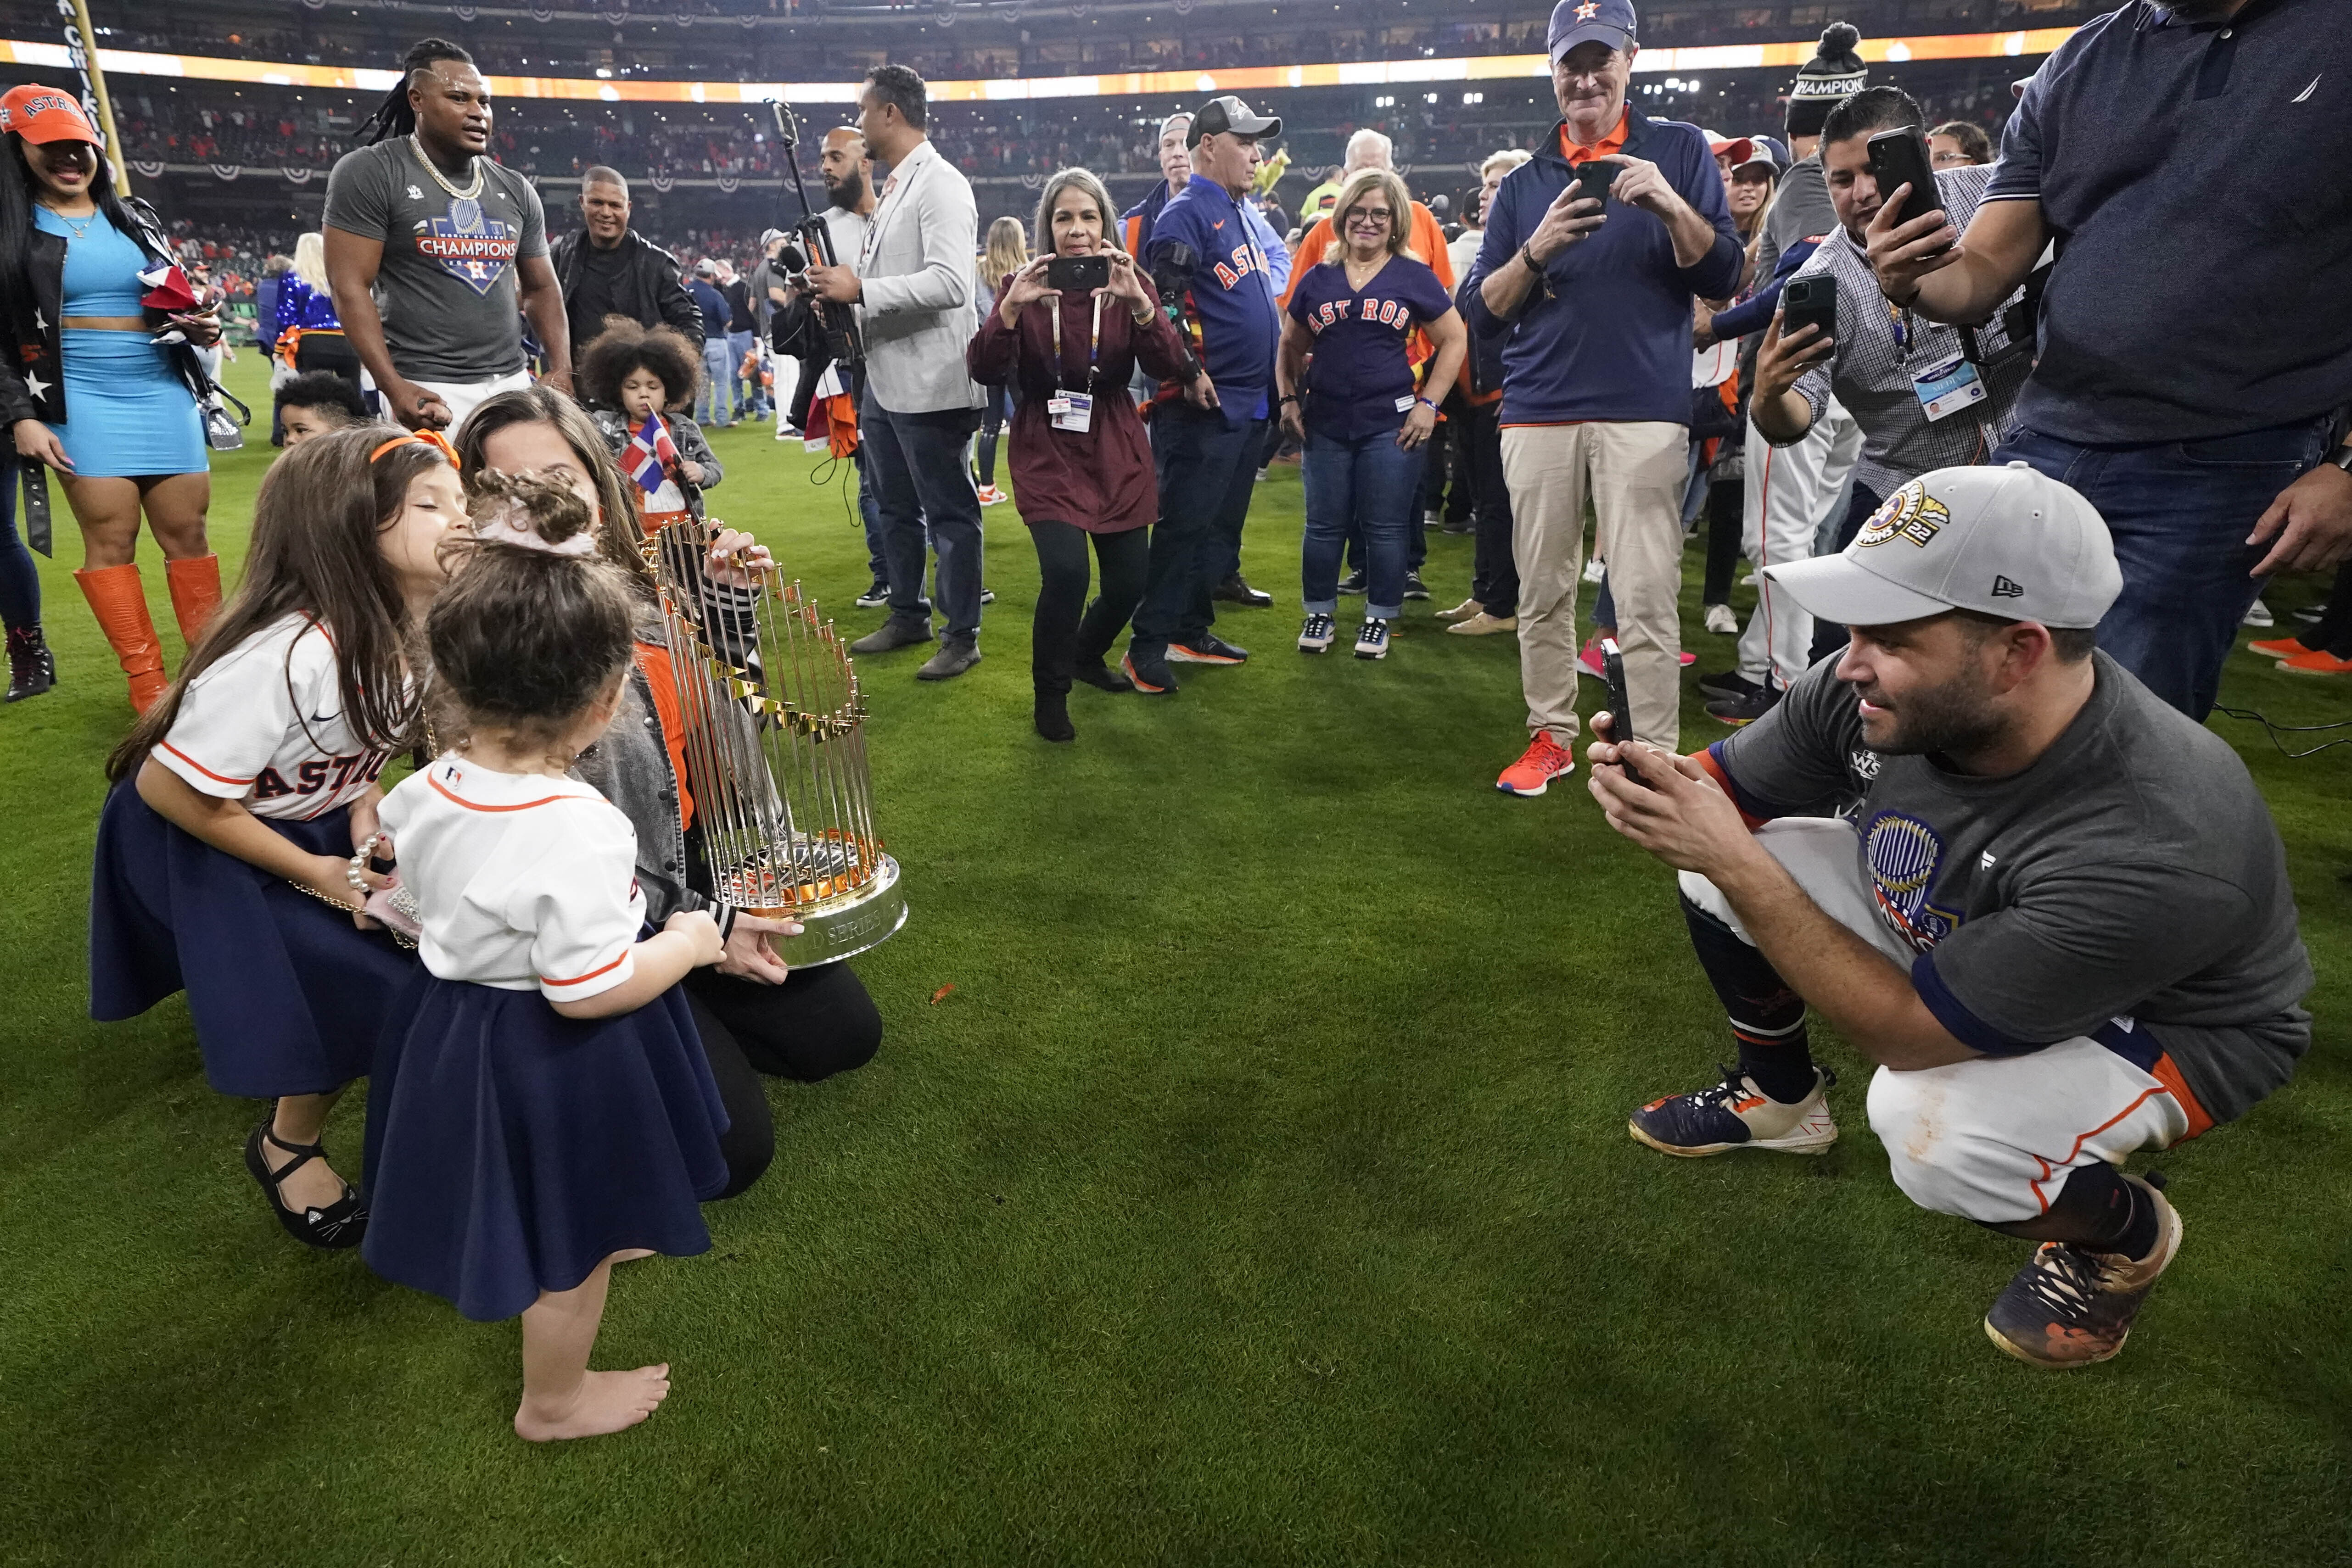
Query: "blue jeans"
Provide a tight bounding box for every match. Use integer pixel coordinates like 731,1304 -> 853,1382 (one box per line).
853,441 -> 887,581
862,397 -> 985,641
699,338 -> 734,426
0,455 -> 39,631
726,330 -> 757,418
1304,429 -> 1422,621
1995,415 -> 2334,719
1132,404 -> 1265,654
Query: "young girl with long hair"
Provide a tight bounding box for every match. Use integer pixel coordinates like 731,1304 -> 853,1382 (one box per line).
90,425 -> 459,1246
363,472 -> 732,1441
971,214 -> 1029,507
0,84 -> 224,711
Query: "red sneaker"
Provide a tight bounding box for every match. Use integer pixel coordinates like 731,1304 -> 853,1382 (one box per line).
1496,732 -> 1576,796
2247,636 -> 2310,659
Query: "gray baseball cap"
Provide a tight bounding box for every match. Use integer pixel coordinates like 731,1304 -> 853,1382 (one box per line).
1760,463 -> 2122,630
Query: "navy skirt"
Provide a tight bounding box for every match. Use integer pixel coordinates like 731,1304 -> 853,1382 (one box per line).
89,781 -> 414,1097
362,971 -> 731,1322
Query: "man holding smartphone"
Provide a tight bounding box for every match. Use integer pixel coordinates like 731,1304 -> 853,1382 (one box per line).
1591,463 -> 2308,1368
1864,0 -> 2352,721
1740,88 -> 2027,715
1463,0 -> 1742,793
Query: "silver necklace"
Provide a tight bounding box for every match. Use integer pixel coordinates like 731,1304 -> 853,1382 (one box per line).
39,202 -> 97,240
408,133 -> 484,201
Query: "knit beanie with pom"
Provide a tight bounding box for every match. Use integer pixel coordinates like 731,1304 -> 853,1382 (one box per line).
1786,22 -> 1867,140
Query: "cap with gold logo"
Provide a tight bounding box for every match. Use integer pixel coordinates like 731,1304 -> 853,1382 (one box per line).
1760,462 -> 2121,630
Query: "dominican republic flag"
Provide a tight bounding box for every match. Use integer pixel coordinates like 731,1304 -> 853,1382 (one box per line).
627,414 -> 681,495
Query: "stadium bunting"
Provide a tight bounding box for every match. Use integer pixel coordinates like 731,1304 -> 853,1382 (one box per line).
0,27 -> 2076,105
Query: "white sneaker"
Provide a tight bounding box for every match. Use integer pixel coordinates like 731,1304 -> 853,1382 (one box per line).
1703,603 -> 1738,636
1353,619 -> 1391,659
2242,597 -> 2274,629
1298,612 -> 1336,653
1582,557 -> 1606,585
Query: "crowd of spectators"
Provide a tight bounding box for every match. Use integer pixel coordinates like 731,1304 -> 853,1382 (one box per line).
82,0 -> 2109,83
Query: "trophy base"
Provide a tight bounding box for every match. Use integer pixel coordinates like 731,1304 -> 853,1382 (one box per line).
749,853 -> 907,968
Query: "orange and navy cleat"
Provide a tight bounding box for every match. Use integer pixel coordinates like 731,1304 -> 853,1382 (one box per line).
1983,1177 -> 2182,1368
1627,1064 -> 1839,1157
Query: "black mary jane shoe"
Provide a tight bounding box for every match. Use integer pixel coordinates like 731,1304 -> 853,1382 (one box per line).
244,1120 -> 369,1249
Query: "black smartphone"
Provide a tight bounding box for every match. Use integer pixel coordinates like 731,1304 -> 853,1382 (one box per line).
1600,637 -> 1654,789
1045,254 -> 1110,293
1865,126 -> 1949,252
1781,273 -> 1838,345
1574,159 -> 1621,207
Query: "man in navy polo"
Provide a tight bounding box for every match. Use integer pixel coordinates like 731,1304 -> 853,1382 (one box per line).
1464,0 -> 1742,794
1124,94 -> 1285,695
1866,0 -> 2352,720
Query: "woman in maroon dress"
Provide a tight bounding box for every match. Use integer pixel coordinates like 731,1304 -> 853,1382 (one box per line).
967,167 -> 1188,742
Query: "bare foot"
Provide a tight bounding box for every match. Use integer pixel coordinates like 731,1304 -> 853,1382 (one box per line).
513,1364 -> 672,1442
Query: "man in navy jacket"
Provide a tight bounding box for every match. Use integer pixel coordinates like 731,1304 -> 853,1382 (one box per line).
1466,0 -> 1741,793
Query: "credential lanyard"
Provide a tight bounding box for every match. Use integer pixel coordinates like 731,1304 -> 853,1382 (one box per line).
1048,291 -> 1104,396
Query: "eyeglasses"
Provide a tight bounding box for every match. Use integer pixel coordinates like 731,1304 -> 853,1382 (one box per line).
1345,208 -> 1394,224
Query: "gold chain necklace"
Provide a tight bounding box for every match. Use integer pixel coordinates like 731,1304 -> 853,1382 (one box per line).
38,201 -> 97,240
408,134 -> 484,201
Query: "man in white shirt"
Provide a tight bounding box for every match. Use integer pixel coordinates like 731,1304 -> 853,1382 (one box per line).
806,65 -> 989,682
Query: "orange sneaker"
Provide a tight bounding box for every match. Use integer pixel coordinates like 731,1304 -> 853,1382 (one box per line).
2247,636 -> 2311,659
1495,732 -> 1576,796
976,484 -> 1009,507
2278,647 -> 2352,675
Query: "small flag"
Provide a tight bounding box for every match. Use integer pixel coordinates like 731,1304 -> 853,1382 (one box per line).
626,413 -> 681,496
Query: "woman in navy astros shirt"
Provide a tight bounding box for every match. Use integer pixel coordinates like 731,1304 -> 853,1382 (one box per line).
1276,167 -> 1467,661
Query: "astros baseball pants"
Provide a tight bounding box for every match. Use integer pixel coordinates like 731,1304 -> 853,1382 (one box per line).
1737,401 -> 1861,692
1679,817 -> 2202,1224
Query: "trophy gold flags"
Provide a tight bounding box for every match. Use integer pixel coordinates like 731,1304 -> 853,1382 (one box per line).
645,517 -> 907,965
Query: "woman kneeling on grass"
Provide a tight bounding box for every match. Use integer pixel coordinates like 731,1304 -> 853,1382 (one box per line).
364,473 -> 729,1441
89,426 -> 457,1247
1276,167 -> 1467,661
453,389 -> 883,1187
966,166 -> 1189,742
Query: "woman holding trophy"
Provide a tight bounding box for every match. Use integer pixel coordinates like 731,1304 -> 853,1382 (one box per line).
452,387 -> 887,1199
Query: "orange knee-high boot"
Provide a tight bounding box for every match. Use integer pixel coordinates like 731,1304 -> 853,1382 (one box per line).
74,564 -> 169,714
165,553 -> 224,649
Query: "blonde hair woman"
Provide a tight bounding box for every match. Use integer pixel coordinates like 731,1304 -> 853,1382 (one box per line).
1275,167 -> 1467,661
275,229 -> 362,401
972,216 -> 1030,505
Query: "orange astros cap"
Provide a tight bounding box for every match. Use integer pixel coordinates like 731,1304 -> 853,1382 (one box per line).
0,84 -> 100,145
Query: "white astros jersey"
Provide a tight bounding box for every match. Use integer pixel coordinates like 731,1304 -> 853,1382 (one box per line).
375,754 -> 646,1003
152,615 -> 395,820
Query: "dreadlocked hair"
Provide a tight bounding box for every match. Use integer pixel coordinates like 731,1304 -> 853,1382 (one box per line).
577,316 -> 704,412
426,472 -> 639,761
358,38 -> 475,145
107,425 -> 437,783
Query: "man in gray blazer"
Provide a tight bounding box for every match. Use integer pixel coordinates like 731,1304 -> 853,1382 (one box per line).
807,63 -> 989,681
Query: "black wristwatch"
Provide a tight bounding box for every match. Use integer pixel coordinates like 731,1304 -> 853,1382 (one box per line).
1278,393 -> 1300,406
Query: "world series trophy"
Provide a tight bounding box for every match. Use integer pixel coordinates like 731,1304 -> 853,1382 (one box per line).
645,517 -> 907,966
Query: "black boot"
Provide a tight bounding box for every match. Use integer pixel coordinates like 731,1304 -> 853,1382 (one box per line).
5,624 -> 56,703
1033,685 -> 1075,742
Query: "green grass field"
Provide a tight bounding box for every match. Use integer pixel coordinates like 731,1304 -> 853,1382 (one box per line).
3,354 -> 2347,1565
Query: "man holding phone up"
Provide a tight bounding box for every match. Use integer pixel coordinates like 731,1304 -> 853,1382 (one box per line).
1741,87 -> 2028,714
1863,0 -> 2352,721
1464,0 -> 1742,794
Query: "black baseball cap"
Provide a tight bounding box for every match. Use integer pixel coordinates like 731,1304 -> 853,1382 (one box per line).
1188,95 -> 1281,147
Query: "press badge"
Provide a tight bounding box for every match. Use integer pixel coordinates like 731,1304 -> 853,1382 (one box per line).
1394,395 -> 1417,413
1912,355 -> 1986,422
1049,391 -> 1094,433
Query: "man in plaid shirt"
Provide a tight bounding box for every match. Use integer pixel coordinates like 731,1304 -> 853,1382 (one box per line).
1732,86 -> 2028,722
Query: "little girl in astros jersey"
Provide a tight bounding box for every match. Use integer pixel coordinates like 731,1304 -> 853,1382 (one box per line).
90,425 -> 460,1249
363,472 -> 732,1444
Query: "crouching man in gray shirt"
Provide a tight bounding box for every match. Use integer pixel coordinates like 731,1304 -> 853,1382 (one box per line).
1589,462 -> 2310,1369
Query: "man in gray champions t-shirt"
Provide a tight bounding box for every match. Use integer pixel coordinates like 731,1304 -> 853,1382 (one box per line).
322,44 -> 569,433
1590,462 -> 2309,1370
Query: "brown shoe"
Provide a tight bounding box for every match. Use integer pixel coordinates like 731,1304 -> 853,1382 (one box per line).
1445,611 -> 1518,636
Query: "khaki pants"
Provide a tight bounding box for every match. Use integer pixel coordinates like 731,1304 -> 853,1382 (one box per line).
1501,420 -> 1691,751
